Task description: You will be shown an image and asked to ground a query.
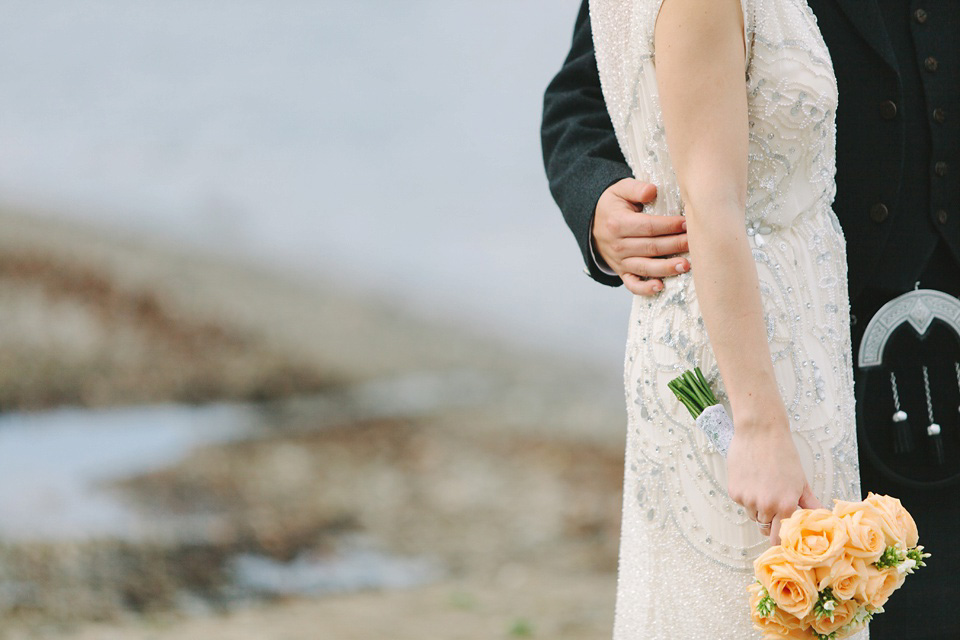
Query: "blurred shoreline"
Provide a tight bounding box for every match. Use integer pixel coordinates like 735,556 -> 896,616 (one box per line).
0,0 -> 633,370
0,208 -> 625,639
0,206 -> 625,430
0,3 -> 632,635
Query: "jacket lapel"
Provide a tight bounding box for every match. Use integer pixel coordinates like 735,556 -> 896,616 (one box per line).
832,0 -> 898,72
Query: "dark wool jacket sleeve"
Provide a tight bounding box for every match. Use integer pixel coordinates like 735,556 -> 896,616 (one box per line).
541,0 -> 631,288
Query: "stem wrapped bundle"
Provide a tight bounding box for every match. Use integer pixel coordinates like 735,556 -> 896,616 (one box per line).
668,367 -> 734,455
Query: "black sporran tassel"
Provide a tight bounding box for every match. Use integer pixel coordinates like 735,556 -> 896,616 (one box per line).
889,372 -> 914,454
922,366 -> 945,465
955,362 -> 960,418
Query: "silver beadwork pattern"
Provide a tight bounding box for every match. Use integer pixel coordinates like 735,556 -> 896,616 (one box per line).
590,0 -> 864,637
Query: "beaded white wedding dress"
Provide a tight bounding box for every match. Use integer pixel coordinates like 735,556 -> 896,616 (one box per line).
589,0 -> 867,637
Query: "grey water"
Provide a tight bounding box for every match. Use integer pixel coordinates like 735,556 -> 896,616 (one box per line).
0,367 -> 504,588
0,402 -> 257,540
229,545 -> 442,598
0,367 -> 499,537
0,399 -> 446,595
0,0 -> 632,370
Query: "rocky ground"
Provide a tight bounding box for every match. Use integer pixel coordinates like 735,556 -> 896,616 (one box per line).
0,209 -> 628,640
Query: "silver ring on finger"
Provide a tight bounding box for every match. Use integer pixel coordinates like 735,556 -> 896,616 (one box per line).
757,521 -> 772,533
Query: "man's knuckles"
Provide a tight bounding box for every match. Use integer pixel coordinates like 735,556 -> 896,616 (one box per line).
600,215 -> 621,239
638,238 -> 659,257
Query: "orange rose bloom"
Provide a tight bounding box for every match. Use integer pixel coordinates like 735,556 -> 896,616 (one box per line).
864,493 -> 919,548
804,598 -> 861,636
833,501 -> 886,563
814,553 -> 866,602
755,546 -> 788,593
748,583 -> 815,639
779,508 -> 849,568
856,563 -> 906,609
752,549 -> 819,618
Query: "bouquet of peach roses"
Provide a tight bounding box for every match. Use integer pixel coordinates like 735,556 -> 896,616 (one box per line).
668,368 -> 930,639
749,494 -> 928,639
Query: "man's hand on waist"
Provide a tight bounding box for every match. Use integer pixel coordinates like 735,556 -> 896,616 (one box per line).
592,178 -> 690,296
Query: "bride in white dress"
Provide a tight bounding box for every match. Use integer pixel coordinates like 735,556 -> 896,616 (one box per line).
589,0 -> 866,637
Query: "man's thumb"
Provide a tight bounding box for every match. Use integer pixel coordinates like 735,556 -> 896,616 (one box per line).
614,178 -> 657,205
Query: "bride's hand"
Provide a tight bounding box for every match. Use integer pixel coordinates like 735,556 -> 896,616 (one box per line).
725,411 -> 821,545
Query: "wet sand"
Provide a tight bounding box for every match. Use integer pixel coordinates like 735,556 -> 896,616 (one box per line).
0,208 -> 627,640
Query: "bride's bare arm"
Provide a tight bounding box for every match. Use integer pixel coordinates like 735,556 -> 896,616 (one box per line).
654,0 -> 819,543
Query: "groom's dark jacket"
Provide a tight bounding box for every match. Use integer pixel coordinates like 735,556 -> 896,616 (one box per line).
541,1 -> 960,304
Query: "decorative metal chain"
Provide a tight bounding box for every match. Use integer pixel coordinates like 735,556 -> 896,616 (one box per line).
922,366 -> 935,424
889,372 -> 902,411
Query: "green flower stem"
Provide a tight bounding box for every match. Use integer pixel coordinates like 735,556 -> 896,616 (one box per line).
873,546 -> 906,570
667,378 -> 701,419
683,372 -> 705,406
754,584 -> 777,619
813,587 -> 839,621
668,367 -> 719,418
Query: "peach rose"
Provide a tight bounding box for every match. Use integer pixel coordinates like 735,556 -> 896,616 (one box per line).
748,583 -> 815,639
832,500 -> 887,563
804,597 -> 861,637
900,508 -> 920,548
864,493 -> 919,548
856,563 -> 906,610
813,553 -> 866,602
752,549 -> 820,618
779,508 -> 849,568
754,546 -> 788,593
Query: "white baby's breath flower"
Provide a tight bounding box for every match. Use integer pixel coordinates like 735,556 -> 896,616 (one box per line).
897,558 -> 916,574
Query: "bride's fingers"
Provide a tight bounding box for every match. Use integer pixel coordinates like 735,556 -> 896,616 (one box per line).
770,501 -> 802,544
798,482 -> 822,510
757,506 -> 778,527
769,514 -> 783,545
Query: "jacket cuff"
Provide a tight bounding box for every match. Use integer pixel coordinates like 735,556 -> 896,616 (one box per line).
576,171 -> 631,287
